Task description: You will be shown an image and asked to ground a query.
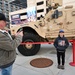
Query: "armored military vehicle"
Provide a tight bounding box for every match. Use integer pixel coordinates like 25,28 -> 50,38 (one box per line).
9,0 -> 75,56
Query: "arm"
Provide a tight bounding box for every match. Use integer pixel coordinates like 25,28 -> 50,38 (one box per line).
65,38 -> 69,49
0,32 -> 22,51
54,38 -> 58,49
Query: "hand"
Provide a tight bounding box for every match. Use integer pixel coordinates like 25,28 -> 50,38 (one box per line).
15,31 -> 23,37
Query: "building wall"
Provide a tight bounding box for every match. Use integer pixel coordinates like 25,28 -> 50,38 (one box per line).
0,0 -> 25,21
0,0 -> 9,20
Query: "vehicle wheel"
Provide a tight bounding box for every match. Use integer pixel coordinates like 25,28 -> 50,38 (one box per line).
18,33 -> 41,56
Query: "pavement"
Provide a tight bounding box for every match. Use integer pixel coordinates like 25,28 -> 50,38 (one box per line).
12,44 -> 75,75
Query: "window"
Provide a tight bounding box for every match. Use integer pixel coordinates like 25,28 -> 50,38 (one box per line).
37,9 -> 44,13
37,1 -> 44,5
58,11 -> 63,17
51,10 -> 63,19
20,13 -> 27,16
37,17 -> 40,20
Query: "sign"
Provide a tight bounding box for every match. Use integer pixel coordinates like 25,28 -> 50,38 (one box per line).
27,7 -> 37,22
11,14 -> 21,25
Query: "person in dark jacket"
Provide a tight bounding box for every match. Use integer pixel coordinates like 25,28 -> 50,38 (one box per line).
54,30 -> 69,69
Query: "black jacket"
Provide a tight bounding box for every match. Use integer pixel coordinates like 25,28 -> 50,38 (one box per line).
54,35 -> 69,52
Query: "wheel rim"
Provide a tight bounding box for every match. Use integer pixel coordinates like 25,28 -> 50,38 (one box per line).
23,39 -> 35,50
25,44 -> 33,49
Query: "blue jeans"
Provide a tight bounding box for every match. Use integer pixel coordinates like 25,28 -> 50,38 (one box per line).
0,65 -> 13,75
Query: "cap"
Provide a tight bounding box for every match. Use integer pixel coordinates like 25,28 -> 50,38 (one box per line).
59,29 -> 64,33
0,13 -> 6,21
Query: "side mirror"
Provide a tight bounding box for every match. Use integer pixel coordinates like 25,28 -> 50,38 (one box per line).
51,10 -> 59,19
54,10 -> 59,19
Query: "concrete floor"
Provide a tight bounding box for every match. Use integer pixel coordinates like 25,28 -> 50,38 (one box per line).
10,44 -> 75,75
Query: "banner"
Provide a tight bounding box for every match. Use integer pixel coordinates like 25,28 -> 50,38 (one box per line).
11,14 -> 21,25
27,6 -> 37,22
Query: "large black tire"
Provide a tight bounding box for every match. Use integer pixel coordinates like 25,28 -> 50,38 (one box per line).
18,33 -> 41,56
